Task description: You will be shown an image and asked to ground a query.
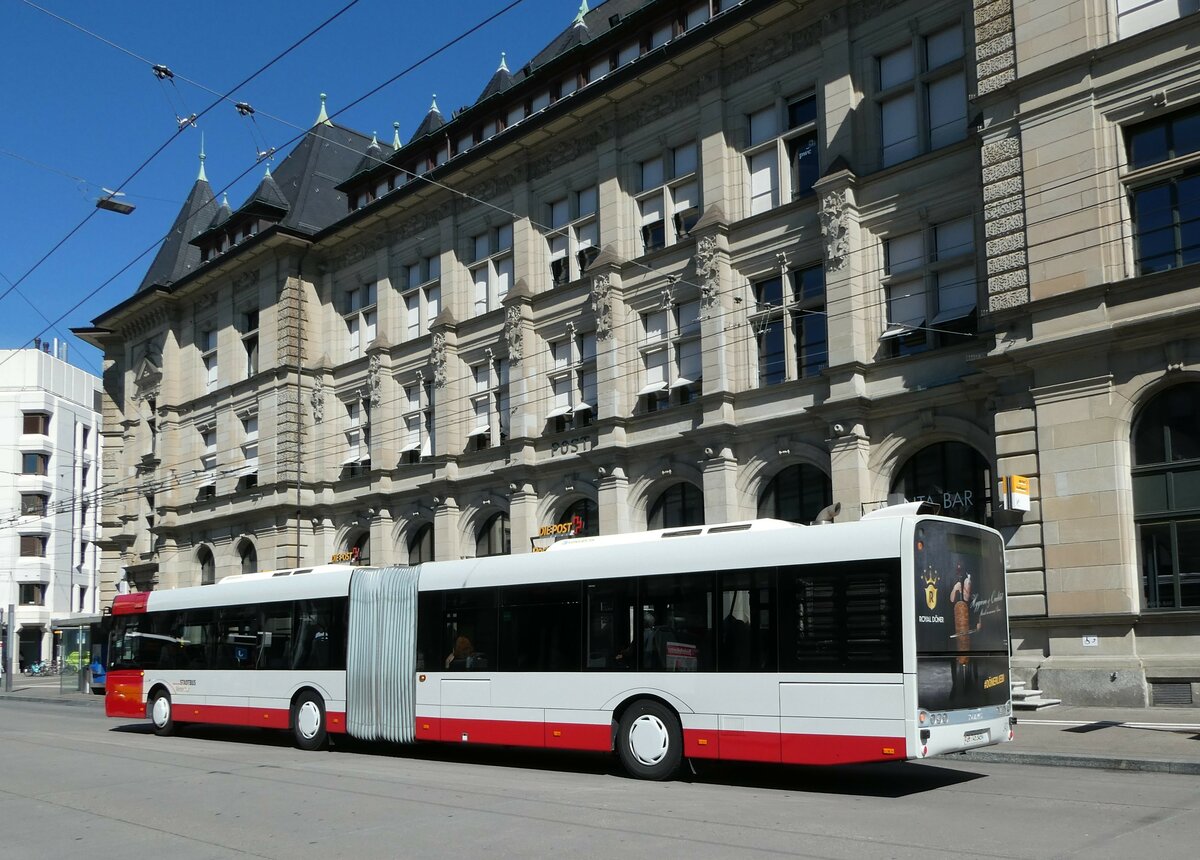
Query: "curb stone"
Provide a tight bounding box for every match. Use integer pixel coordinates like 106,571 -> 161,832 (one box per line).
960,749 -> 1200,775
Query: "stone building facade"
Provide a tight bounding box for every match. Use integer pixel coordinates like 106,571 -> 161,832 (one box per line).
76,0 -> 1200,705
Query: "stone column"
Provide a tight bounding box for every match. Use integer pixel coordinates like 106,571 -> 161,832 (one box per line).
702,447 -> 742,523
509,482 -> 537,555
597,467 -> 630,536
434,496 -> 460,561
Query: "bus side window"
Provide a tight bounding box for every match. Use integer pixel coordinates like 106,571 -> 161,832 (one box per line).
292,598 -> 346,671
216,605 -> 260,670
584,578 -> 636,671
259,603 -> 293,670
416,591 -> 443,672
718,568 -> 778,672
442,587 -> 497,671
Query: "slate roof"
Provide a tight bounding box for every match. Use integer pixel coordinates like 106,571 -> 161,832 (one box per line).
475,57 -> 515,104
137,175 -> 216,292
409,102 -> 445,144
192,119 -> 373,247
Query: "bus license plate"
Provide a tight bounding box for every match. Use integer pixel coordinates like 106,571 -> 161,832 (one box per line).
964,729 -> 989,745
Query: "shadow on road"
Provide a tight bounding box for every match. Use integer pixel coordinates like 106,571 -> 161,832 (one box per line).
109,721 -> 985,796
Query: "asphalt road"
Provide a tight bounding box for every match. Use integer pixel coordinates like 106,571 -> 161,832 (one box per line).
2,701 -> 1199,859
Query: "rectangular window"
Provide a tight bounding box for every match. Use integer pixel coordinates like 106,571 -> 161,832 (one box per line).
19,583 -> 45,606
778,562 -> 902,672
1126,106 -> 1200,275
440,588 -> 498,670
200,428 -> 217,473
752,264 -> 827,385
638,573 -> 715,672
638,300 -> 702,411
547,330 -> 597,432
240,307 -> 259,377
21,494 -> 48,516
585,578 -> 637,670
401,380 -> 434,460
23,413 -> 50,435
1132,175 -> 1200,274
20,534 -> 47,557
401,254 -> 441,339
637,144 -> 699,253
745,94 -> 819,216
499,582 -> 583,671
877,26 -> 966,168
343,284 -> 378,360
546,187 -> 600,285
1116,0 -> 1200,39
881,219 -> 977,356
718,569 -> 777,672
200,328 -> 218,391
469,225 -> 514,314
22,452 -> 49,476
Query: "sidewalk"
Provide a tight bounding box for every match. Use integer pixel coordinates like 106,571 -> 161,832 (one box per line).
3,681 -> 1199,774
961,705 -> 1200,774
0,674 -> 103,708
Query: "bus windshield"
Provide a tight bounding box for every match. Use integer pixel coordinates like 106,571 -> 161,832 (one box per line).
913,520 -> 1009,712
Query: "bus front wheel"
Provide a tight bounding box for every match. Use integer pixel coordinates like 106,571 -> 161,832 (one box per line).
616,700 -> 682,780
149,688 -> 175,736
292,690 -> 327,751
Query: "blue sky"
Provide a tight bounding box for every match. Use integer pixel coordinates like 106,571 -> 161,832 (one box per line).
0,0 -> 594,377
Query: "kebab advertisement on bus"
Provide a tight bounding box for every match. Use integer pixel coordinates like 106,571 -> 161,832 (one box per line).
914,523 -> 1009,711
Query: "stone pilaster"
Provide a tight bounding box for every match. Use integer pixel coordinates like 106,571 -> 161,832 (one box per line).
974,0 -> 1016,96
980,136 -> 1031,311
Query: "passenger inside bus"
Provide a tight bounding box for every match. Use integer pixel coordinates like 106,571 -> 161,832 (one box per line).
445,635 -> 476,670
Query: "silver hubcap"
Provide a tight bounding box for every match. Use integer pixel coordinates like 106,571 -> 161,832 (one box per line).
152,695 -> 170,727
296,700 -> 322,739
628,714 -> 670,766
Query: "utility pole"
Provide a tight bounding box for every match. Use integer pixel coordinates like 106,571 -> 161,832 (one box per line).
4,604 -> 13,692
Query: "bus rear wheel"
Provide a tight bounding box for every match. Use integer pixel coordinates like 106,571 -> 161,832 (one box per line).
149,688 -> 175,736
617,700 -> 682,780
292,691 -> 327,751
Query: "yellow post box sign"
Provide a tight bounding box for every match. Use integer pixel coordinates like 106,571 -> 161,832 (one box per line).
998,475 -> 1031,512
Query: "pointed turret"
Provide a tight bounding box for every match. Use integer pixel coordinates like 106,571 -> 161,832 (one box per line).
138,144 -> 216,291
476,52 -> 515,104
198,133 -> 208,182
245,165 -> 290,215
315,92 -> 333,126
409,95 -> 444,143
352,131 -> 385,178
573,0 -> 589,28
208,193 -> 232,230
392,121 -> 402,151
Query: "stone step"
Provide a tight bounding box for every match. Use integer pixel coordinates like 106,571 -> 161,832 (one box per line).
1013,696 -> 1062,710
1012,687 -> 1046,699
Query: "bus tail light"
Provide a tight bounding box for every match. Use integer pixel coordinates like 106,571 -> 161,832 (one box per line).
918,711 -> 928,725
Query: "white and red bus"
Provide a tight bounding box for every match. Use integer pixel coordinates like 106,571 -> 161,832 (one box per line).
106,504 -> 1013,779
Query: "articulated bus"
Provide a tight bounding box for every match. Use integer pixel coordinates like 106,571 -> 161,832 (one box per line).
106,504 -> 1013,779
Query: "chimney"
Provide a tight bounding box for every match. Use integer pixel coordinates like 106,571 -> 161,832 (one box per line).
33,337 -> 41,350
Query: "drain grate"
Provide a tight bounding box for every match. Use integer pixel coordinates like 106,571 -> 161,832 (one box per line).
1150,682 -> 1194,706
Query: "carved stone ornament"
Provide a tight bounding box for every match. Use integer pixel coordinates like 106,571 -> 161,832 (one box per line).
232,269 -> 258,291
504,306 -> 524,364
431,332 -> 448,388
367,354 -> 382,407
310,380 -> 325,424
590,274 -> 613,341
695,237 -> 720,309
819,188 -> 850,272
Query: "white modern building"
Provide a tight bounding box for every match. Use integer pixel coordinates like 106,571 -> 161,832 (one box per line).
1,343 -> 101,670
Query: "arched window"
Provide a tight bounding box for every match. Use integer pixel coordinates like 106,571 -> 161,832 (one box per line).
648,482 -> 704,530
890,441 -> 990,524
198,547 -> 215,585
352,531 -> 371,566
758,463 -> 832,524
238,541 -> 257,575
476,512 -> 511,557
560,498 -> 599,537
1133,383 -> 1200,609
408,523 -> 435,564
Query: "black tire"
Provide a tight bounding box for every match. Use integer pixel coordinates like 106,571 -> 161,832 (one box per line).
291,690 -> 327,751
616,699 -> 683,780
148,688 -> 175,736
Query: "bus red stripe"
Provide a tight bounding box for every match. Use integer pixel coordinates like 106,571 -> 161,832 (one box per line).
412,717 -> 903,764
